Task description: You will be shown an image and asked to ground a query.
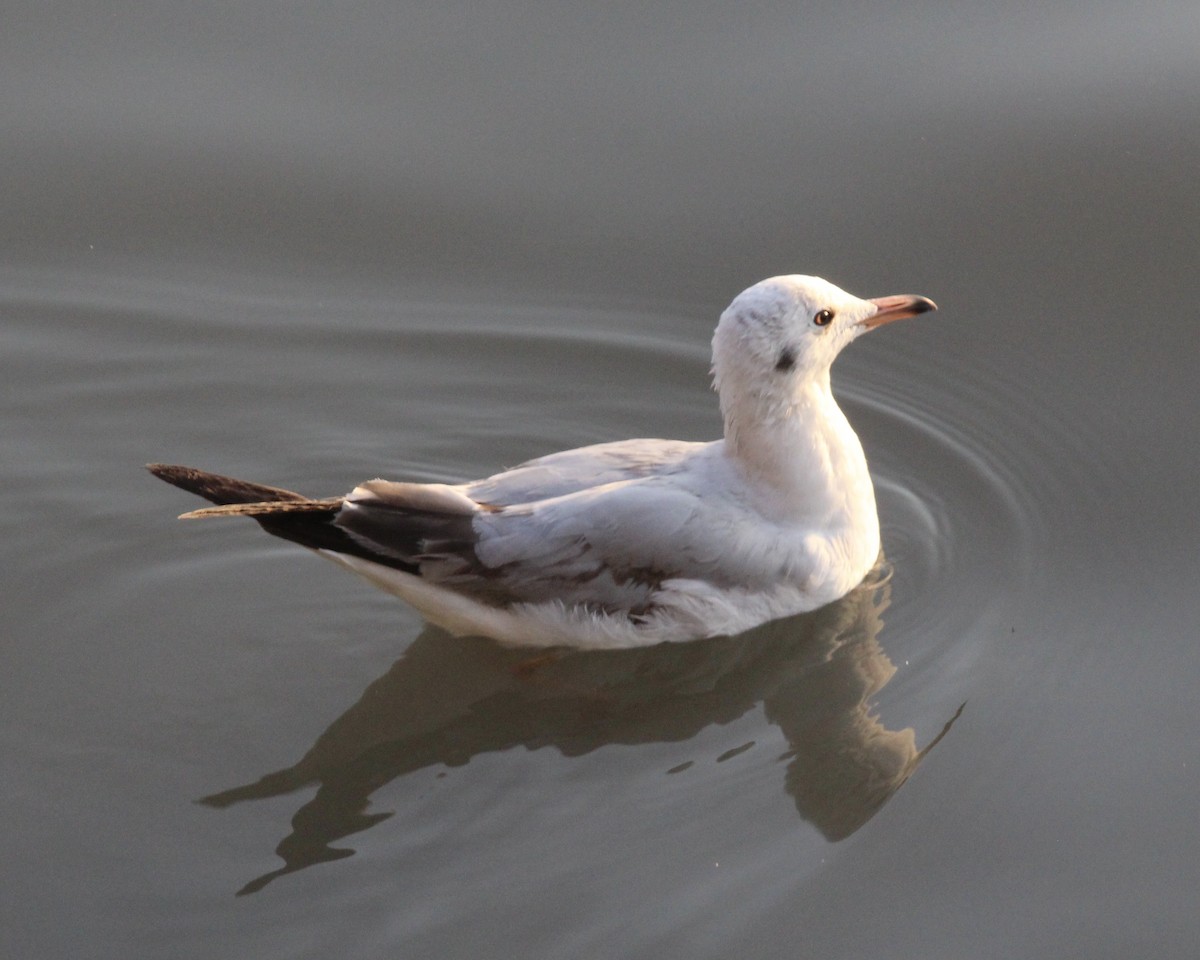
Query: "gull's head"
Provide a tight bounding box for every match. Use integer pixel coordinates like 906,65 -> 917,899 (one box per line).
712,275 -> 936,399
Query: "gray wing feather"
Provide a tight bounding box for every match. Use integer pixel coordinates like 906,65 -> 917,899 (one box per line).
467,438 -> 703,505
330,441 -> 762,615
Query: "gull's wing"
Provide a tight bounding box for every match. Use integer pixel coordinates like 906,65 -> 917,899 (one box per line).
151,441 -> 788,619
337,467 -> 777,615
466,438 -> 705,506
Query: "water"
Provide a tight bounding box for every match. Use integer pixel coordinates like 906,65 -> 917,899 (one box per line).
4,3 -> 1200,958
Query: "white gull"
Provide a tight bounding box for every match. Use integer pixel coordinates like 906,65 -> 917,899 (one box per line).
149,275 -> 936,649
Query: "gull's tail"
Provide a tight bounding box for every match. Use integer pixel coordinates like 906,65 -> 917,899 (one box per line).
147,463 -> 312,511
146,463 -> 408,567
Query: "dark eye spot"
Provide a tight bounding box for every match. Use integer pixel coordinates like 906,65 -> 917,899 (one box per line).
775,347 -> 796,372
813,309 -> 835,327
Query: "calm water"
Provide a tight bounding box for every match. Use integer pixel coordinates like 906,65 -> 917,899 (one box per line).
4,3 -> 1199,958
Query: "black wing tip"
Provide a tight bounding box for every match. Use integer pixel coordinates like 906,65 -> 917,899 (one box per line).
146,461 -> 185,479
146,462 -> 308,505
147,461 -> 424,575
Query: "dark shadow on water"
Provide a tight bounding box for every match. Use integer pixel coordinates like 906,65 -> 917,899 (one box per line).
200,569 -> 961,895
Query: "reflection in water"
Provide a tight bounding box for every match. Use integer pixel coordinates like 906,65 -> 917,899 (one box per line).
201,569 -> 960,895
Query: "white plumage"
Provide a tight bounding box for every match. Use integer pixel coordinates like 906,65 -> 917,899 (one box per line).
151,275 -> 936,649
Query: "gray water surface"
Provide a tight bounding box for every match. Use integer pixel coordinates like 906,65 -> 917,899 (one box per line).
4,3 -> 1199,959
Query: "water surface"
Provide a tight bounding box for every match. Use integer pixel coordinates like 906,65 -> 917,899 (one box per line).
3,3 -> 1199,958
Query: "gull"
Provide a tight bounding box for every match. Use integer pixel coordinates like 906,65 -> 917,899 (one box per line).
149,275 -> 936,649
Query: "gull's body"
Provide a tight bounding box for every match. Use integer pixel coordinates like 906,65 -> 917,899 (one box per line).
150,275 -> 936,649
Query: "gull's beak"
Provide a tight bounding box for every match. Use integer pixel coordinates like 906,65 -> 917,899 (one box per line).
861,294 -> 938,329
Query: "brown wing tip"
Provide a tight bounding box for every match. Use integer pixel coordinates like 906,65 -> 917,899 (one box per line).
180,498 -> 345,519
147,462 -> 310,505
178,503 -> 262,520
147,462 -> 188,481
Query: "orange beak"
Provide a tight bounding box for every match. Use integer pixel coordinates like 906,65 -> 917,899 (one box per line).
861,294 -> 938,329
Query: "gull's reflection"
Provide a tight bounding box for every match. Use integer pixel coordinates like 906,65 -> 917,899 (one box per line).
202,569 -> 960,895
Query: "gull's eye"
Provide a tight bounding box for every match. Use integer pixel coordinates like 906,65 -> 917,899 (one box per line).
813,309 -> 835,327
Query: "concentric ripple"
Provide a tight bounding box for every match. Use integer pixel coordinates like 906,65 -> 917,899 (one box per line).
835,330 -> 1127,702
7,267 -> 1142,914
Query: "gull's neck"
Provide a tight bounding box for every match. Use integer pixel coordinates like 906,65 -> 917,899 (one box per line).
720,370 -> 878,536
